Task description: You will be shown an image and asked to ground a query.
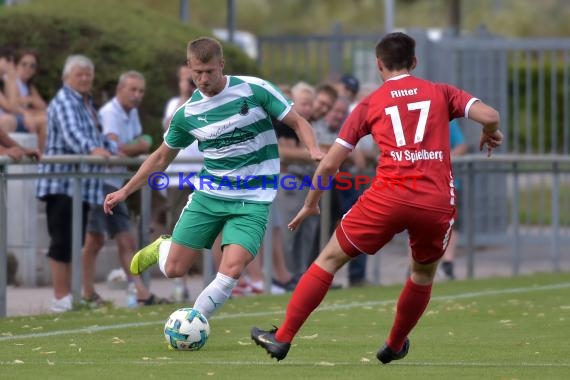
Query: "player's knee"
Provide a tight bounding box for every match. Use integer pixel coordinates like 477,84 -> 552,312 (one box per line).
218,262 -> 245,279
410,261 -> 438,284
316,247 -> 350,273
164,262 -> 186,278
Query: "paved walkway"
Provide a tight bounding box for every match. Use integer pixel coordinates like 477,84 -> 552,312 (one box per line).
4,238 -> 569,317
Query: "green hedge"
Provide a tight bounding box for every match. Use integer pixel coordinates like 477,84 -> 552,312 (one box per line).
0,0 -> 259,146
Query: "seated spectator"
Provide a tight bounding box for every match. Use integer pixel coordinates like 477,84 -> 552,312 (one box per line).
0,48 -> 46,150
0,127 -> 39,161
15,50 -> 47,149
0,48 -> 20,133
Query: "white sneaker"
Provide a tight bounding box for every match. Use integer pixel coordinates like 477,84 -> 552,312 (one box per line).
51,294 -> 73,312
270,284 -> 286,295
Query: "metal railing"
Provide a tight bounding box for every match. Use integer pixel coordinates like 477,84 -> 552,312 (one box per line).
2,154 -> 570,317
453,154 -> 570,278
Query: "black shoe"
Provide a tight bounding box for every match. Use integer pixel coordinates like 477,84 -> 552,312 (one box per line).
137,294 -> 172,306
349,279 -> 374,288
272,278 -> 296,292
440,261 -> 455,280
251,326 -> 291,361
376,338 -> 410,364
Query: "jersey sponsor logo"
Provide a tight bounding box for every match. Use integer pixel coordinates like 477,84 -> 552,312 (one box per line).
197,115 -> 209,123
239,100 -> 249,116
390,149 -> 444,163
210,128 -> 255,149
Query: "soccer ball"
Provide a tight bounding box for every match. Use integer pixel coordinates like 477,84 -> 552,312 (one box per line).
164,308 -> 210,351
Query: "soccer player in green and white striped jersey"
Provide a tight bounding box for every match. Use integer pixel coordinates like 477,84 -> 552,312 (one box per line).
104,37 -> 323,319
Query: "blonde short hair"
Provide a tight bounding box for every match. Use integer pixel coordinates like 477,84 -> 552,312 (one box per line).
291,81 -> 315,98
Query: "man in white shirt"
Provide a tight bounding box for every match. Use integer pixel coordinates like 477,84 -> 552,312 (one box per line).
82,71 -> 167,306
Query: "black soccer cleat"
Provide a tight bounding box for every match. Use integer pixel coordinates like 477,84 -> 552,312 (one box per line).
251,326 -> 291,361
376,338 -> 410,364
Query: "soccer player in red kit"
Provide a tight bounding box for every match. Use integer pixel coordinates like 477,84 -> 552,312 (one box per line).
251,32 -> 503,363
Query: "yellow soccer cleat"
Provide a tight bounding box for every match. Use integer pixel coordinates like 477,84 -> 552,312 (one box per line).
130,235 -> 171,275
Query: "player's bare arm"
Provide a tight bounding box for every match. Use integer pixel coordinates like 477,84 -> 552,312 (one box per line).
467,100 -> 502,156
104,142 -> 179,214
278,145 -> 313,163
288,142 -> 352,231
280,109 -> 325,161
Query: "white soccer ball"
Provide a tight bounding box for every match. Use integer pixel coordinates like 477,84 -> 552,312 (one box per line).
164,308 -> 210,351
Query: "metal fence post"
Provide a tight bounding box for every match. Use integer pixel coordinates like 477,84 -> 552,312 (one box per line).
320,190 -> 332,252
551,162 -> 560,271
465,161 -> 475,278
179,0 -> 189,23
0,162 -> 7,317
139,185 -> 152,288
71,166 -> 83,306
262,205 -> 274,294
511,162 -> 520,276
330,22 -> 343,77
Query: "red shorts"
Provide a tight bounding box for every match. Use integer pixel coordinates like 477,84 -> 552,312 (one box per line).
335,193 -> 455,264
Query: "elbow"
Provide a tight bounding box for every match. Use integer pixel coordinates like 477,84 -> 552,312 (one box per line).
469,102 -> 500,126
319,158 -> 339,176
477,106 -> 500,126
486,109 -> 500,125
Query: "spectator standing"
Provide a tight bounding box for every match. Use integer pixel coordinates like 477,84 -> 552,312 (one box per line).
37,55 -> 117,312
335,73 -> 360,112
440,119 -> 468,279
311,83 -> 337,123
406,119 -> 467,280
313,96 -> 372,287
82,71 -> 166,306
275,82 -> 321,276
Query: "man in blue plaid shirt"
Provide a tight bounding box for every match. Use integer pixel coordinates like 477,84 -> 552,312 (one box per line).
36,55 -> 117,312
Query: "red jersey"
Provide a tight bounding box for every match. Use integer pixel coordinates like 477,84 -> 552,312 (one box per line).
337,74 -> 477,212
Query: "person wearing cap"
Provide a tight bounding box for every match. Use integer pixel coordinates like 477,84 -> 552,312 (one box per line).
336,73 -> 360,112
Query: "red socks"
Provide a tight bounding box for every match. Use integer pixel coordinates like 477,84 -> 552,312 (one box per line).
275,263 -> 333,343
274,267 -> 432,351
387,278 -> 432,352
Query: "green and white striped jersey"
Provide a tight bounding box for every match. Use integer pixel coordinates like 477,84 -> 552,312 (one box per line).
164,75 -> 292,203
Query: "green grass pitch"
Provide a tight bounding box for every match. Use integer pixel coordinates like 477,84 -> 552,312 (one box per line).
1,272 -> 569,380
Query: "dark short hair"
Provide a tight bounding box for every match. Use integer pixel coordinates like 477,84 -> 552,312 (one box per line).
16,49 -> 39,65
0,47 -> 14,60
187,37 -> 223,62
315,83 -> 338,101
375,32 -> 416,71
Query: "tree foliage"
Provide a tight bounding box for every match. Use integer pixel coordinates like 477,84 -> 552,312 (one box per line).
0,0 -> 259,144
